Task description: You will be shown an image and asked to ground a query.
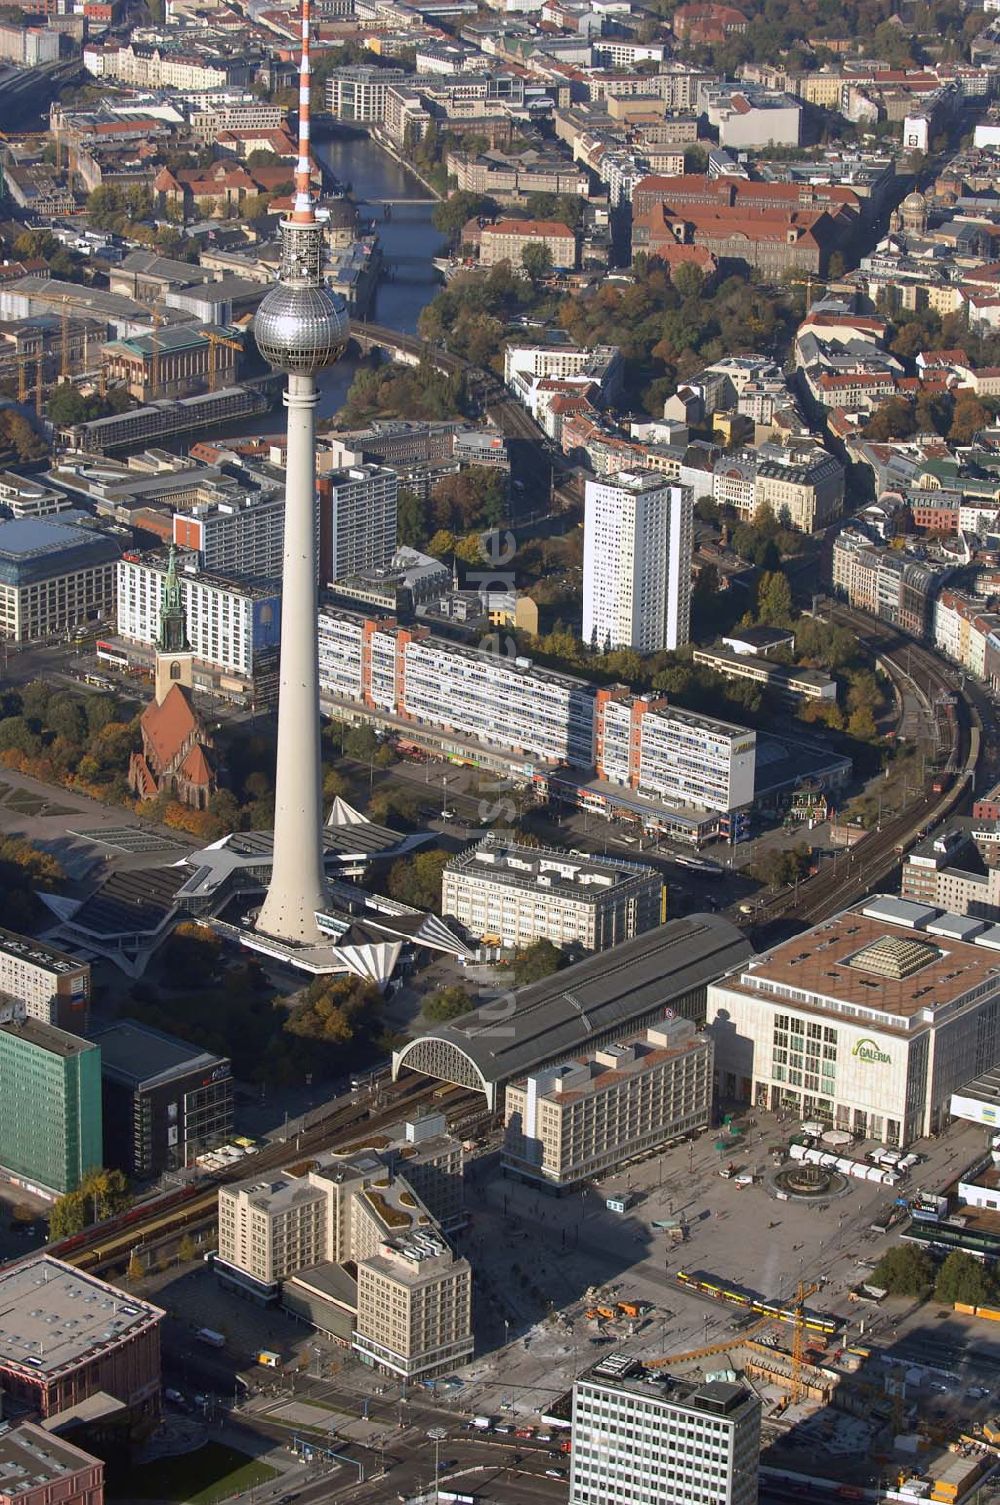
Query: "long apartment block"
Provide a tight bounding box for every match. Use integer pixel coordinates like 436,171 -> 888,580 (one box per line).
317,609 -> 756,818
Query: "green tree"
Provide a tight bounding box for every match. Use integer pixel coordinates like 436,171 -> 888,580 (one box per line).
46,386 -> 90,426
48,1191 -> 87,1240
522,242 -> 553,282
160,922 -> 223,988
386,850 -> 451,910
934,1250 -> 993,1307
368,785 -> 421,827
672,262 -> 704,301
512,938 -> 568,986
397,487 -> 427,548
422,985 -> 471,1023
872,1243 -> 935,1298
432,190 -> 495,238
756,570 -> 793,626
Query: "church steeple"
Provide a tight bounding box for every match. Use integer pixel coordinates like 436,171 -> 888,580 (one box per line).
154,545 -> 194,706
157,545 -> 190,654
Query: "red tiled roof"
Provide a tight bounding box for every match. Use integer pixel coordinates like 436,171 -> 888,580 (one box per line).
483,219 -> 575,239
179,743 -> 213,787
141,684 -> 199,771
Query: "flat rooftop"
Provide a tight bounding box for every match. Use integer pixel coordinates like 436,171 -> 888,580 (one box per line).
718,899 -> 1000,1031
0,928 -> 86,976
92,1019 -> 227,1088
445,837 -> 659,900
0,1423 -> 101,1497
0,1256 -> 162,1381
0,1018 -> 96,1060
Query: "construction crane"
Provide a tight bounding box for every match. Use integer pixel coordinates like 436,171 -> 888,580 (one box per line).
17,353 -> 27,406
149,306 -> 162,401
198,329 -> 242,393
789,1280 -> 820,1405
34,349 -> 43,417
646,1316 -> 771,1369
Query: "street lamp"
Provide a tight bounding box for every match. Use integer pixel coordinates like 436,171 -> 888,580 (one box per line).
427,1426 -> 447,1503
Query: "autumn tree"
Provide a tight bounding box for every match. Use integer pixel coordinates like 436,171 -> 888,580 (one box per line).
285,975 -> 382,1046
865,397 -> 916,441
950,394 -> 991,445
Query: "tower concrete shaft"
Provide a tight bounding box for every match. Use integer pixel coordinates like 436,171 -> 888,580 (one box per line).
252,0 -> 348,944
254,373 -> 326,942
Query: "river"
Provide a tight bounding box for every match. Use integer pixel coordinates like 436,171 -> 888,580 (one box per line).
311,134 -> 446,420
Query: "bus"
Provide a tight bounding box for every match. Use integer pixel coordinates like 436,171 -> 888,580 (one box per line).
95,640 -> 129,671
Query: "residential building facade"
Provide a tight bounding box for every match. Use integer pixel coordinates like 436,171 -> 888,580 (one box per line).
173,493 -> 285,581
322,464 -> 398,584
582,472 -> 693,653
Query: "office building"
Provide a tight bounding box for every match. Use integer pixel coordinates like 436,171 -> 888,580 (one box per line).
442,837 -> 664,953
570,1360 -> 761,1505
0,929 -> 90,1031
217,1137 -> 471,1378
325,65 -> 405,121
172,493 -> 285,581
596,690 -> 756,821
322,464 -> 398,584
692,646 -> 837,703
0,517 -> 121,643
707,895 -> 1000,1143
355,1228 -> 472,1380
479,219 -> 577,270
0,1424 -> 104,1505
583,472 -> 693,653
0,1256 -> 162,1434
94,1020 -> 233,1178
753,446 -> 844,532
503,1016 -> 712,1189
0,1018 -> 102,1198
116,550 -> 281,687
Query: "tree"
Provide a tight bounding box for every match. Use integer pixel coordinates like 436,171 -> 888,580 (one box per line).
397,487 -> 427,548
672,262 -> 704,301
387,850 -> 451,910
423,985 -> 471,1023
368,785 -> 421,827
161,922 -> 223,988
177,1233 -> 197,1264
521,242 -> 553,283
285,975 -> 382,1046
127,1251 -> 145,1282
512,938 -> 567,986
432,190 -> 495,239
872,1243 -> 935,1298
865,397 -> 917,442
934,1250 -> 993,1306
756,570 -> 793,626
950,394 -> 990,445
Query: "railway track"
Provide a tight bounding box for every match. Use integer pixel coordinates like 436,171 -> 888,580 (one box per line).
750,605 -> 981,934
54,1078 -> 485,1276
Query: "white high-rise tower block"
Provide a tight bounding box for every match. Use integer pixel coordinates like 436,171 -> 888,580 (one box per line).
253,0 -> 349,944
582,470 -> 693,656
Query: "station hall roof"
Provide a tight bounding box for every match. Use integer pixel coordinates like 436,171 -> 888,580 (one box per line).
394,913 -> 751,1102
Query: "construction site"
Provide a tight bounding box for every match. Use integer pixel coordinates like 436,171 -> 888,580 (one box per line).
453,1108 -> 1000,1505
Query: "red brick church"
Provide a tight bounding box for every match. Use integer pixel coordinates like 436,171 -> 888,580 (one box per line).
129,548 -> 217,811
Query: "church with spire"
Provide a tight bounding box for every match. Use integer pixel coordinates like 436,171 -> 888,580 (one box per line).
129,547 -> 217,811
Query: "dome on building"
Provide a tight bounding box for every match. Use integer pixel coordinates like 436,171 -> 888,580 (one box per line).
902,191 -> 926,211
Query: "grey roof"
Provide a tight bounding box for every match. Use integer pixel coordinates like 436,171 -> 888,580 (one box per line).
0,518 -> 121,587
396,914 -> 750,1091
0,1018 -> 96,1060
92,1019 -> 227,1088
861,897 -> 939,930
0,1255 -> 162,1379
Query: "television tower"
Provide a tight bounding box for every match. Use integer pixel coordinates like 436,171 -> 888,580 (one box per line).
253,0 -> 348,944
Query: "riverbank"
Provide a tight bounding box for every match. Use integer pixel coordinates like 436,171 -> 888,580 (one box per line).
366,126 -> 443,201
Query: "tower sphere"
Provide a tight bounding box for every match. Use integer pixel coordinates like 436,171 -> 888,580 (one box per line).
254,281 -> 349,374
